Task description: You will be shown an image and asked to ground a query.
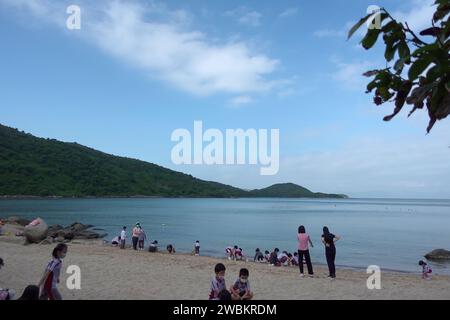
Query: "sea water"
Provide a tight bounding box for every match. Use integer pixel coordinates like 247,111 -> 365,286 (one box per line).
1,197 -> 449,274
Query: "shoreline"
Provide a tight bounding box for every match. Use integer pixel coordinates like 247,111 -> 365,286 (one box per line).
1,220 -> 447,276
1,236 -> 450,300
0,195 -> 348,200
2,196 -> 450,201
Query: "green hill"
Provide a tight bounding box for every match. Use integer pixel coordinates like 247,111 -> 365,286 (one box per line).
0,124 -> 245,197
0,124 -> 347,199
248,183 -> 348,198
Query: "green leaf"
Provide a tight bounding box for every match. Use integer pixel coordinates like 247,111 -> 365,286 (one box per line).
412,43 -> 439,57
361,29 -> 381,49
394,58 -> 405,74
408,57 -> 433,81
426,65 -> 441,82
381,20 -> 397,33
366,79 -> 378,92
348,13 -> 372,40
384,42 -> 398,61
398,41 -> 410,61
430,82 -> 446,113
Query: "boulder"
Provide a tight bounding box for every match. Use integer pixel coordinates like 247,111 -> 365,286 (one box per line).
38,236 -> 54,245
69,222 -> 91,232
48,224 -> 63,232
7,216 -> 31,227
52,229 -> 75,240
48,225 -> 64,238
56,236 -> 65,243
74,230 -> 102,239
24,218 -> 48,243
424,249 -> 450,260
63,231 -> 75,240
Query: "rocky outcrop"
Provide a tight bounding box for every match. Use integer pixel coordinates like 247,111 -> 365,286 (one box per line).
24,218 -> 48,243
47,222 -> 106,241
7,216 -> 31,227
425,249 -> 450,260
4,217 -> 107,243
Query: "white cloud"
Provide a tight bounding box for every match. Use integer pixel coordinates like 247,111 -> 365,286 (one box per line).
331,59 -> 374,90
2,0 -> 285,97
392,0 -> 435,32
315,0 -> 437,39
224,7 -> 262,27
279,8 -> 298,18
313,21 -> 361,39
229,95 -> 253,107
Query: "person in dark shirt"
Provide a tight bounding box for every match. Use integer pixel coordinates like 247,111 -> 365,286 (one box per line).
321,226 -> 341,279
269,248 -> 281,266
254,248 -> 264,262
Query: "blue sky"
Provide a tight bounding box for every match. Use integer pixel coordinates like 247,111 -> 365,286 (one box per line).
1,0 -> 449,198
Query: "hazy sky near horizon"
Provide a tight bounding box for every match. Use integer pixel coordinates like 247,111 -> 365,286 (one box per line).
1,0 -> 449,198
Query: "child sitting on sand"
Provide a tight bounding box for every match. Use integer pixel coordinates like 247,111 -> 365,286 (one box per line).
111,236 -> 120,247
149,240 -> 158,252
209,263 -> 226,300
235,247 -> 244,261
38,243 -> 68,300
269,248 -> 281,266
264,250 -> 271,262
167,244 -> 176,254
230,268 -> 253,300
287,253 -> 297,266
225,246 -> 234,260
254,248 -> 264,262
419,260 -> 432,279
278,251 -> 289,266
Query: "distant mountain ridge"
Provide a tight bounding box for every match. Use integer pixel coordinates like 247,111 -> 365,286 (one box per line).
0,124 -> 347,199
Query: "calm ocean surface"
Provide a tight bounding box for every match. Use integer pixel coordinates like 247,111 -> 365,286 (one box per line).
1,198 -> 450,274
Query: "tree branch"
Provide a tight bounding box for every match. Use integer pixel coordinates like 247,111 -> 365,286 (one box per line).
403,22 -> 429,46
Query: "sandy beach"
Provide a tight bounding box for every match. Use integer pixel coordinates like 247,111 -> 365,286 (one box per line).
1,224 -> 450,300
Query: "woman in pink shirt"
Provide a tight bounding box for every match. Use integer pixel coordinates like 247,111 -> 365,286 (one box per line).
297,225 -> 314,277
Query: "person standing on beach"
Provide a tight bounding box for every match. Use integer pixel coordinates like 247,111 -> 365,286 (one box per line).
194,240 -> 200,256
132,223 -> 141,250
297,225 -> 314,277
120,226 -> 127,249
321,226 -> 341,279
138,226 -> 146,250
38,243 -> 67,300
